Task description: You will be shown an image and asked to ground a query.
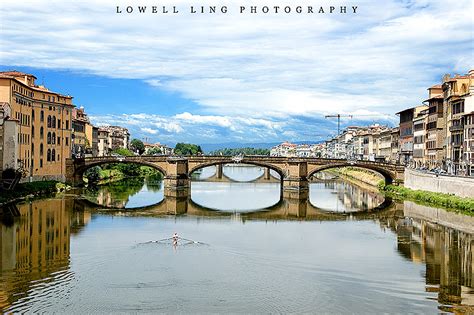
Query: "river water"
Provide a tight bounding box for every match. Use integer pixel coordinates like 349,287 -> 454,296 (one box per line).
0,165 -> 473,313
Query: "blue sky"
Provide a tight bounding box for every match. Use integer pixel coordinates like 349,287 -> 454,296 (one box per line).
0,0 -> 472,146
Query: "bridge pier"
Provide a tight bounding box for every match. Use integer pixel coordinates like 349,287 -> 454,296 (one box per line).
164,159 -> 190,198
216,164 -> 223,179
282,161 -> 309,193
264,168 -> 271,180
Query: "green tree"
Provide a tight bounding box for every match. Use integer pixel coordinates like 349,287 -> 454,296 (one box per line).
112,148 -> 134,156
84,166 -> 101,184
130,139 -> 145,155
174,143 -> 203,155
147,147 -> 162,155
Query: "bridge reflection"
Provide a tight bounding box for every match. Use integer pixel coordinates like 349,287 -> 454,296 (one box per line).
74,192 -> 396,222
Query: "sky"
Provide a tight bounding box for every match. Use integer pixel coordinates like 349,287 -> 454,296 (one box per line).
0,0 -> 472,146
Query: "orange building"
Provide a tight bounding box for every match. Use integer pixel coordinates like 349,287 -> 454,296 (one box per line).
0,71 -> 74,181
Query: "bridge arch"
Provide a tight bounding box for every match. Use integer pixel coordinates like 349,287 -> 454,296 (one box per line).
73,159 -> 167,183
307,163 -> 395,185
188,161 -> 284,180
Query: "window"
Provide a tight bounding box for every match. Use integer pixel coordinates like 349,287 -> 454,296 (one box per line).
66,137 -> 69,146
40,110 -> 44,122
65,120 -> 69,129
31,125 -> 35,138
40,159 -> 43,167
52,149 -> 56,162
57,137 -> 60,145
47,115 -> 51,128
52,132 -> 56,145
47,132 -> 51,144
40,126 -> 44,138
32,109 -> 35,121
52,116 -> 56,128
47,149 -> 51,162
40,143 -> 44,156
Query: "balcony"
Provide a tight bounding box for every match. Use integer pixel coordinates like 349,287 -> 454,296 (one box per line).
449,125 -> 464,132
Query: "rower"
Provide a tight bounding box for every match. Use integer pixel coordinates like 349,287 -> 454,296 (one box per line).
172,232 -> 178,246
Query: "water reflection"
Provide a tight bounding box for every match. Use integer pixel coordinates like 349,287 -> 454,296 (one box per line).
81,178 -> 164,209
309,180 -> 385,213
0,198 -> 90,312
0,197 -> 473,313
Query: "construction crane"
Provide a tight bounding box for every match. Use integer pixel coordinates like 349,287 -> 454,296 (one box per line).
325,114 -> 353,135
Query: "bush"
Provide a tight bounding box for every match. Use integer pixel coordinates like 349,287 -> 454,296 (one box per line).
381,184 -> 474,214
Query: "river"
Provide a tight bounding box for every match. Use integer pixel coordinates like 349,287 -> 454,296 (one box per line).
0,165 -> 472,313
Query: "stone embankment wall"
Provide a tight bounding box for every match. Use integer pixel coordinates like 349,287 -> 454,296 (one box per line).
404,168 -> 474,198
403,201 -> 474,234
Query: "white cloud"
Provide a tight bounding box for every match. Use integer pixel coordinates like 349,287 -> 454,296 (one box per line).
1,0 -> 472,141
141,127 -> 159,135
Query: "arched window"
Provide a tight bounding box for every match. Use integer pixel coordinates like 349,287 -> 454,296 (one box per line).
52,116 -> 56,128
47,149 -> 51,162
52,132 -> 56,145
40,143 -> 44,156
47,115 -> 51,128
52,149 -> 56,161
40,126 -> 44,138
40,110 -> 44,122
47,132 -> 51,144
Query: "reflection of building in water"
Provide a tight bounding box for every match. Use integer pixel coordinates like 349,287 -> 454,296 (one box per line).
95,189 -> 127,208
325,180 -> 385,211
380,216 -> 473,307
0,198 -> 92,311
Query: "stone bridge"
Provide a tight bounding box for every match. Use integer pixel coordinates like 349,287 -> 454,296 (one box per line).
66,155 -> 404,197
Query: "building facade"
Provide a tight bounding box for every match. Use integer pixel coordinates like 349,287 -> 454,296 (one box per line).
0,71 -> 74,181
0,102 -> 19,176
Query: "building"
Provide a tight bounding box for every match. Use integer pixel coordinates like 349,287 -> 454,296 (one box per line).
423,84 -> 445,168
412,109 -> 428,167
377,128 -> 392,162
461,70 -> 474,176
97,128 -> 110,157
0,102 -> 18,176
71,107 -> 90,158
96,126 -> 130,155
270,142 -> 297,157
443,72 -> 473,174
144,142 -> 173,155
390,127 -> 400,163
397,105 -> 428,165
0,71 -> 74,181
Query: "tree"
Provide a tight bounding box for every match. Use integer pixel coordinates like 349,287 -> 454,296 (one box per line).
112,148 -> 134,156
174,143 -> 203,155
130,139 -> 145,155
147,147 -> 162,155
84,166 -> 102,184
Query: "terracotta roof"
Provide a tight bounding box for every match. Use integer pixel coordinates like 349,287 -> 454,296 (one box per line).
429,84 -> 442,89
423,94 -> 443,102
0,70 -> 37,79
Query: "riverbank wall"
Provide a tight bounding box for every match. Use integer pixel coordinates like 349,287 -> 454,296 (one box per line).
404,168 -> 474,198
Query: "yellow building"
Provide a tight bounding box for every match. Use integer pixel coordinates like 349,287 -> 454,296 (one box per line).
0,71 -> 74,181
